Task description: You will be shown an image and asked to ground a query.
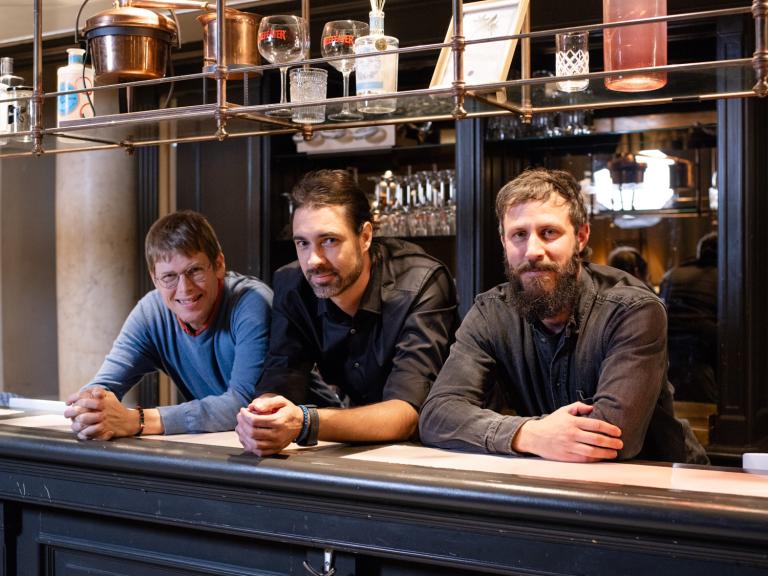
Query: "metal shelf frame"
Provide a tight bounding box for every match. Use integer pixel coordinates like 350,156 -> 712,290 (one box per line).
2,0 -> 766,158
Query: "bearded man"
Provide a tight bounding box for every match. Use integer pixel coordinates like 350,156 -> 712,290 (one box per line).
236,169 -> 458,456
420,168 -> 707,464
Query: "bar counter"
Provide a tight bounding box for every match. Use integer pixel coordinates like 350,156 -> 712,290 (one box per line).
0,411 -> 766,575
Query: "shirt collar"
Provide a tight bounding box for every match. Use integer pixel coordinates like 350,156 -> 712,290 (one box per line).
178,277 -> 225,337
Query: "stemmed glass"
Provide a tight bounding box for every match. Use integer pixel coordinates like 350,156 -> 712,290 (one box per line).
258,15 -> 309,118
321,20 -> 369,121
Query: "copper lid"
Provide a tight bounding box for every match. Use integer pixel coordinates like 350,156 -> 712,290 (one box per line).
196,8 -> 259,26
85,6 -> 177,34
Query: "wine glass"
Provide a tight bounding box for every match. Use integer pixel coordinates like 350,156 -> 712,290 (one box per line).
258,15 -> 309,118
321,20 -> 369,121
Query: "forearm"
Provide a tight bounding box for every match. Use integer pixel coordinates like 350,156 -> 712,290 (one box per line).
317,399 -> 418,443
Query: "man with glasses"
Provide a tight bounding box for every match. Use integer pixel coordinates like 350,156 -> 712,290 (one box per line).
64,211 -> 272,440
235,169 -> 458,456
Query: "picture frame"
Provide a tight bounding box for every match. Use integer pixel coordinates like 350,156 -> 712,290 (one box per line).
430,0 -> 530,90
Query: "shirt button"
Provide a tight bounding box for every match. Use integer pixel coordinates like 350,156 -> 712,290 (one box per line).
353,362 -> 360,368
350,328 -> 357,335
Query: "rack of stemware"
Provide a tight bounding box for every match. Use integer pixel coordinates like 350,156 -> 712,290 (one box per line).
0,0 -> 765,159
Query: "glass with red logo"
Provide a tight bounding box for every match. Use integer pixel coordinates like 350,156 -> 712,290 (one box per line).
257,15 -> 309,117
321,20 -> 369,121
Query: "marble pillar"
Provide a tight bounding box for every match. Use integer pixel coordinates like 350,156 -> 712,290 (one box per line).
55,148 -> 137,399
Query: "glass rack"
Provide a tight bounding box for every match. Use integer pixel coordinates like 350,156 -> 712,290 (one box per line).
0,0 -> 765,158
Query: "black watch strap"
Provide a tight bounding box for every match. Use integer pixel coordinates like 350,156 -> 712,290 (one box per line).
297,405 -> 319,447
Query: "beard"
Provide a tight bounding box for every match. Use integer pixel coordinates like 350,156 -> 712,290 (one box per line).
305,248 -> 365,300
505,251 -> 581,322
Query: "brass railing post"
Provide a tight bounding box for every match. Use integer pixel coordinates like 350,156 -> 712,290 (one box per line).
32,0 -> 44,155
451,0 -> 467,118
215,0 -> 229,139
753,0 -> 768,96
521,9 -> 531,124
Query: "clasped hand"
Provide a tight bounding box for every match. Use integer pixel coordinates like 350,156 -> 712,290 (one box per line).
512,401 -> 624,462
64,388 -> 136,440
235,394 -> 305,457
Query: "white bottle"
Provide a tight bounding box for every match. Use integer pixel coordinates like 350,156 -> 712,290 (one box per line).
57,48 -> 95,126
354,9 -> 398,114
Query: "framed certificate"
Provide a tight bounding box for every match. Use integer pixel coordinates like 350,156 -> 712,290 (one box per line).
430,0 -> 530,89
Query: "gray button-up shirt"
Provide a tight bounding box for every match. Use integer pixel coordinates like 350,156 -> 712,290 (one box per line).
420,263 -> 700,463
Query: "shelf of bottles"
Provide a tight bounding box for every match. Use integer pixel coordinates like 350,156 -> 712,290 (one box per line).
0,0 -> 764,159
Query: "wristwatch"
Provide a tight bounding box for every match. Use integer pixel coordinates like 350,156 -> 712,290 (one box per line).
296,404 -> 319,447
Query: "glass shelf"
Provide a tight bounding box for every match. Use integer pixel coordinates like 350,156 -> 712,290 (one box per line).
0,1 -> 762,158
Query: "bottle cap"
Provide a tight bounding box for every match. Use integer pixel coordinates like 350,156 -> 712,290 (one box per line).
66,48 -> 86,65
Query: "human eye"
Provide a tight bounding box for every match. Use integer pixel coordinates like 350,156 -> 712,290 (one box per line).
187,265 -> 206,281
321,237 -> 338,247
159,273 -> 178,286
542,227 -> 562,240
294,239 -> 308,248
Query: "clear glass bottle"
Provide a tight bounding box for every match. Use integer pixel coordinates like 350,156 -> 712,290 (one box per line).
603,0 -> 667,92
353,10 -> 398,114
0,57 -> 24,142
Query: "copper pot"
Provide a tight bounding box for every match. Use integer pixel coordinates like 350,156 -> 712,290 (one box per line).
197,9 -> 261,78
84,6 -> 177,83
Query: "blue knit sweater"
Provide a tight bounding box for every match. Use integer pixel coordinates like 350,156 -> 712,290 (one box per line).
87,272 -> 272,434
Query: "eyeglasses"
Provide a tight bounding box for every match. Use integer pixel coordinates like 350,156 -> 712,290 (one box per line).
154,262 -> 212,290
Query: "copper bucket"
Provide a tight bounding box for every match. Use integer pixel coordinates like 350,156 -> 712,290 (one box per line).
84,6 -> 177,83
198,10 -> 262,79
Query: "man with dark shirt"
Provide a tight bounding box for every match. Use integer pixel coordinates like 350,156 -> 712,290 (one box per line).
236,169 -> 458,456
420,168 -> 706,464
659,232 -> 718,403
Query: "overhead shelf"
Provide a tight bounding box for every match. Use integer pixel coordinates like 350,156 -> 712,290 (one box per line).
0,1 -> 764,158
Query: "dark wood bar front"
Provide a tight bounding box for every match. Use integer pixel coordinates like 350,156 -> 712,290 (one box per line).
0,416 -> 765,575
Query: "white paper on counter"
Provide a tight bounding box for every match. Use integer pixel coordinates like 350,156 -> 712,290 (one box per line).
9,398 -> 66,415
344,444 -> 768,499
0,413 -> 71,431
139,431 -> 338,451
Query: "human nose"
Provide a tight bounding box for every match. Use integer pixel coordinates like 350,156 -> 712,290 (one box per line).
306,245 -> 325,268
524,233 -> 546,260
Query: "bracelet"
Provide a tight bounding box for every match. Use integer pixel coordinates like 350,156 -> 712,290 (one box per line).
296,404 -> 319,447
295,404 -> 310,444
135,406 -> 145,437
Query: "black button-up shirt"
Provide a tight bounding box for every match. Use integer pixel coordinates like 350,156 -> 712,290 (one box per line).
420,263 -> 705,463
257,238 -> 459,409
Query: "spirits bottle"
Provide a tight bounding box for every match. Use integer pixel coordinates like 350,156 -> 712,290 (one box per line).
354,2 -> 398,114
0,57 -> 24,143
57,48 -> 95,126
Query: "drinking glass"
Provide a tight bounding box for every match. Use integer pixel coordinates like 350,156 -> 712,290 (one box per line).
321,20 -> 369,121
258,15 -> 309,117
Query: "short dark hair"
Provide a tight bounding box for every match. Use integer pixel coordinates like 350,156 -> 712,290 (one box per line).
290,169 -> 373,234
608,246 -> 649,281
145,210 -> 222,272
697,231 -> 718,264
495,168 -> 588,234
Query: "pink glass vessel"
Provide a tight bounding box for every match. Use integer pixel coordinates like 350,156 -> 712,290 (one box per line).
603,0 -> 667,92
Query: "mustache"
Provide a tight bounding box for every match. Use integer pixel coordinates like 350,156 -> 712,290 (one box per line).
306,266 -> 337,278
514,261 -> 560,275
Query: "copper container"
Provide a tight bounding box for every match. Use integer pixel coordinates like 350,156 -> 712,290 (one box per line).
197,10 -> 261,78
84,6 -> 177,83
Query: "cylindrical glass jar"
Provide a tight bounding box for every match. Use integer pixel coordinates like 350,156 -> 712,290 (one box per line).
603,0 -> 667,92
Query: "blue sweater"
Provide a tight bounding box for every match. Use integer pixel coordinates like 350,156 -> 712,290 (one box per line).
88,272 -> 272,434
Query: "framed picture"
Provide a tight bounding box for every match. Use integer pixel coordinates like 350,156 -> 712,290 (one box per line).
430,0 -> 530,89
